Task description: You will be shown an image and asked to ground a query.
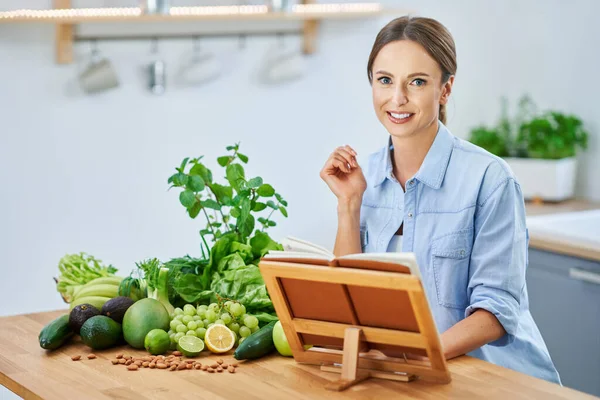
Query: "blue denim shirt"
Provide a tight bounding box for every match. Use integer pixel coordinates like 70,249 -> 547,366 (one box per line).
360,121 -> 561,384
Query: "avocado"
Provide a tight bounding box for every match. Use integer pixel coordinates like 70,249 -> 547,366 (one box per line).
80,315 -> 122,350
68,304 -> 101,334
101,296 -> 135,323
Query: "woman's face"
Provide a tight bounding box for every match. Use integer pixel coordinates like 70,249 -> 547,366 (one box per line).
371,40 -> 453,139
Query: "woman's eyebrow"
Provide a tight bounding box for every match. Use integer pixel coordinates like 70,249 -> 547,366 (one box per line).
373,70 -> 431,78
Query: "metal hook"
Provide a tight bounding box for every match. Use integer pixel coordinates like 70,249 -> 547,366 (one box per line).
151,37 -> 159,54
193,35 -> 201,53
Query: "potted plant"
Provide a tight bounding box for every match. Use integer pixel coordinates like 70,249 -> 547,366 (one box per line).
468,95 -> 589,202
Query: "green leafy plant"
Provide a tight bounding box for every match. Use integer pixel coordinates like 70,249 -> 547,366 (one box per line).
468,95 -> 588,159
516,111 -> 588,159
167,143 -> 289,255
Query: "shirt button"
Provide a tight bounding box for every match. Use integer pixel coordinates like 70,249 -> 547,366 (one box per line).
408,212 -> 413,218
409,180 -> 414,186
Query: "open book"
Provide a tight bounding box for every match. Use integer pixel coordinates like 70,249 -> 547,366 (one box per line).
263,236 -> 421,279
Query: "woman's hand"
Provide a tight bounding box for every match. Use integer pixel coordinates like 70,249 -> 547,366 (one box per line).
320,145 -> 367,201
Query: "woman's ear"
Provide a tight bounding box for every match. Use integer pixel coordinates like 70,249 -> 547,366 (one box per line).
439,75 -> 454,105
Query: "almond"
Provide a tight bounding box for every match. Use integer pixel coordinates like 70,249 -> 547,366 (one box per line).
116,354 -> 123,359
71,355 -> 81,361
87,354 -> 97,360
172,351 -> 182,356
216,359 -> 223,365
228,366 -> 235,373
111,359 -> 119,365
157,363 -> 168,369
127,364 -> 139,371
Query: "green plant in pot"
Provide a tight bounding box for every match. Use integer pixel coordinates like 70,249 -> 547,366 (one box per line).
516,111 -> 588,159
468,95 -> 589,201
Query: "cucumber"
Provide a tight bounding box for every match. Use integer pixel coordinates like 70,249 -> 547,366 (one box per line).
234,321 -> 276,360
39,314 -> 74,350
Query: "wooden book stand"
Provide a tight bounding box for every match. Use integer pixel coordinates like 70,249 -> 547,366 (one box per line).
259,257 -> 452,391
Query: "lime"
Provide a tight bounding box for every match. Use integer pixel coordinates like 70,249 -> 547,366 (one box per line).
144,329 -> 170,355
272,321 -> 293,356
177,335 -> 205,357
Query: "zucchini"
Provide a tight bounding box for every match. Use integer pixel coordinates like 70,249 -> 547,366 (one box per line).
233,321 -> 276,360
39,314 -> 74,350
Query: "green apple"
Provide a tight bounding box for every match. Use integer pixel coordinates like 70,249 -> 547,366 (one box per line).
272,320 -> 293,356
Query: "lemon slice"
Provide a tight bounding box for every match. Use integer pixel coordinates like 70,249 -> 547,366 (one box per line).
205,324 -> 235,354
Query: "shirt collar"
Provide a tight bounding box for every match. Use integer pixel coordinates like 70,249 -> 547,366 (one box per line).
373,120 -> 455,189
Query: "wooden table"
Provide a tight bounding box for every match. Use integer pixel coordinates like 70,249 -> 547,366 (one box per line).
1,311 -> 596,400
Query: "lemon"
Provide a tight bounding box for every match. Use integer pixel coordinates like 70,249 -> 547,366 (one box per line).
204,324 -> 235,354
177,335 -> 205,357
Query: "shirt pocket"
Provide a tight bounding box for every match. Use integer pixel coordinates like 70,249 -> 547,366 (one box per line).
431,229 -> 473,309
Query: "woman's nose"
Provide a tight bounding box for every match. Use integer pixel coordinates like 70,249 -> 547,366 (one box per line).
391,86 -> 408,107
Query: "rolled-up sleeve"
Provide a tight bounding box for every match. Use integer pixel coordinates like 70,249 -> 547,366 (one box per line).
465,175 -> 527,346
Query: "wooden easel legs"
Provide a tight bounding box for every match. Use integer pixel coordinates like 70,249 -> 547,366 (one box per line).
323,327 -> 415,391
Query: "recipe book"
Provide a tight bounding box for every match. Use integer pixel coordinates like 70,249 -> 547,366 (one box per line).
263,236 -> 421,279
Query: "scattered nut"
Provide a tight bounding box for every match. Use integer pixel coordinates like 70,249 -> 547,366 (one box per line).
186,360 -> 195,364
169,365 -> 177,371
111,359 -> 119,365
210,363 -> 219,369
228,366 -> 235,373
71,355 -> 81,361
172,351 -> 182,356
149,362 -> 156,369
221,363 -> 228,368
186,364 -> 193,370
207,368 -> 215,373
216,359 -> 223,365
201,365 -> 208,371
217,366 -> 223,373
142,356 -> 152,362
194,364 -> 202,370
125,360 -> 133,366
116,354 -> 123,359
118,359 -> 126,365
157,363 -> 168,369
127,364 -> 139,371
142,362 -> 150,368
178,364 -> 187,371
231,362 -> 239,367
87,354 -> 97,360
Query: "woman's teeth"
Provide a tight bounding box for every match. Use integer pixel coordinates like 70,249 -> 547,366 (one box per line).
390,112 -> 411,119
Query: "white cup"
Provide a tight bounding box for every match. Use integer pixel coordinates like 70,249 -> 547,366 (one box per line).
177,40 -> 221,86
78,45 -> 119,94
258,39 -> 306,84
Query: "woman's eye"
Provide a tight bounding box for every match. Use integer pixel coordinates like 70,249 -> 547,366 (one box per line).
378,77 -> 392,85
411,78 -> 426,86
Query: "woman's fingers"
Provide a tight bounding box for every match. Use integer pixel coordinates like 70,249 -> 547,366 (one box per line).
336,146 -> 358,168
332,155 -> 352,172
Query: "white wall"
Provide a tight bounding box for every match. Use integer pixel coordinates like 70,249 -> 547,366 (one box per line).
1,0 -> 599,320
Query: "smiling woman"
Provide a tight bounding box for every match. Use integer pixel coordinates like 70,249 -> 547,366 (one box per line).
319,16 -> 562,385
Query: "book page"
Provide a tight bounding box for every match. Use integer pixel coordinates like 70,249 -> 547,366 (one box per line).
337,252 -> 421,279
280,236 -> 334,258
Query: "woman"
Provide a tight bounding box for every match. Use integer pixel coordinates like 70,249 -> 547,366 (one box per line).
319,16 -> 561,384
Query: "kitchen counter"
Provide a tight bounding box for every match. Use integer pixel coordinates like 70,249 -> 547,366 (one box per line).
1,310 -> 595,400
525,199 -> 600,262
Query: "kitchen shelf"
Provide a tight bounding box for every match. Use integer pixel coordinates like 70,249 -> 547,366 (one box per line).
0,1 -> 400,64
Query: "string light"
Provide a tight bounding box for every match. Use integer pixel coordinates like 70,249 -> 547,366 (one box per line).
0,3 -> 382,21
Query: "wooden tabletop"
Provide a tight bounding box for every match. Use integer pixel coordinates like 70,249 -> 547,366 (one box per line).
1,310 -> 595,400
525,199 -> 600,262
